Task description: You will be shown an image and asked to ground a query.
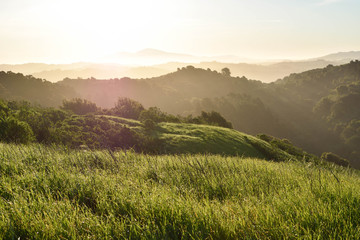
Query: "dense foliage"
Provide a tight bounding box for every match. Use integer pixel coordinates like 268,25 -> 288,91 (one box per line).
0,99 -> 234,155
61,98 -> 99,115
0,71 -> 76,107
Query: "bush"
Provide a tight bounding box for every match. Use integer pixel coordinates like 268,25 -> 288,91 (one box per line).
191,111 -> 233,129
143,119 -> 156,131
111,97 -> 144,119
139,107 -> 166,123
0,100 -> 9,118
257,134 -> 274,142
321,152 -> 350,167
0,116 -> 34,143
61,98 -> 99,115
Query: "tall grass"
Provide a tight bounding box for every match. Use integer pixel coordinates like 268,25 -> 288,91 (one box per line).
0,143 -> 360,239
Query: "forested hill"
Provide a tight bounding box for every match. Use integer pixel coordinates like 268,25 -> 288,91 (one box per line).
0,71 -> 76,107
58,67 -> 263,110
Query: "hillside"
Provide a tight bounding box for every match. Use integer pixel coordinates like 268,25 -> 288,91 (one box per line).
1,143 -> 359,239
1,61 -> 359,166
0,98 -> 311,163
0,71 -> 76,107
102,115 -> 295,160
58,61 -> 360,166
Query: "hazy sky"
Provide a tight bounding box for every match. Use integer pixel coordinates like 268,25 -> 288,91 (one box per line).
0,0 -> 359,63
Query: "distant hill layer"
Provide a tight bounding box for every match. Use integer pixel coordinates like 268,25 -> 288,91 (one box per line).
0,71 -> 75,107
1,50 -> 359,82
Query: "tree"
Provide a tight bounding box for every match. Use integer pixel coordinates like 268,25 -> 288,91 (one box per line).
0,116 -> 34,143
221,67 -> 231,77
195,111 -> 233,129
111,97 -> 144,120
321,152 -> 349,167
61,98 -> 99,115
139,107 -> 166,123
0,100 -> 9,118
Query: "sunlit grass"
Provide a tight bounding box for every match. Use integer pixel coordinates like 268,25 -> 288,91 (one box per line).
1,143 -> 360,239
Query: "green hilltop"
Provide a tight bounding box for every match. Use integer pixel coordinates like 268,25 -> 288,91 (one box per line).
103,115 -> 279,159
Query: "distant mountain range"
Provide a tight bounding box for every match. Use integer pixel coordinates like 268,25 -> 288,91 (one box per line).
1,50 -> 359,83
315,51 -> 360,62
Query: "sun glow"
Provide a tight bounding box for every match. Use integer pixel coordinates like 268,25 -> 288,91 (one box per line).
1,0 -> 184,63
0,0 -> 360,64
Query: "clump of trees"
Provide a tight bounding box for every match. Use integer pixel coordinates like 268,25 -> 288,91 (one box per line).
0,116 -> 34,143
321,152 -> 349,167
61,98 -> 99,115
0,100 -> 34,143
110,97 -> 145,119
188,111 -> 233,129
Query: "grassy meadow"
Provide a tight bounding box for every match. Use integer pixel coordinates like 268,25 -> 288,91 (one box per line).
1,143 -> 360,239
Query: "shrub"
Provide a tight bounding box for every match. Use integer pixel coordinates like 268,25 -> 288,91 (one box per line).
257,134 -> 274,142
0,116 -> 34,143
0,100 -> 9,117
111,97 -> 144,119
321,152 -> 350,167
143,119 -> 156,131
61,98 -> 99,115
192,111 -> 233,129
139,107 -> 166,123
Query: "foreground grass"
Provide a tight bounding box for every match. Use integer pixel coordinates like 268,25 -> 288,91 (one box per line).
0,143 -> 360,239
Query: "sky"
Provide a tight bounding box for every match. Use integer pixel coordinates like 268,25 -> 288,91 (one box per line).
0,0 -> 359,64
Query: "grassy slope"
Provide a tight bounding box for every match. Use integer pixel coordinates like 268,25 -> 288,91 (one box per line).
158,122 -> 264,157
100,115 -> 291,160
1,143 -> 360,239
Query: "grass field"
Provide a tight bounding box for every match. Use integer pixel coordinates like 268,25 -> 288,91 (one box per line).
1,143 -> 360,239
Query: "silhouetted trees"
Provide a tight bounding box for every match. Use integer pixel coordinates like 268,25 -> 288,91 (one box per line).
221,67 -> 231,77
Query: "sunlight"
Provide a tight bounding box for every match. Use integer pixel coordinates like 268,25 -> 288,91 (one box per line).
49,0 -> 177,60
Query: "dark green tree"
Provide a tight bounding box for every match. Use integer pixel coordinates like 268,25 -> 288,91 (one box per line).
111,97 -> 145,119
61,98 -> 99,115
0,116 -> 34,143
